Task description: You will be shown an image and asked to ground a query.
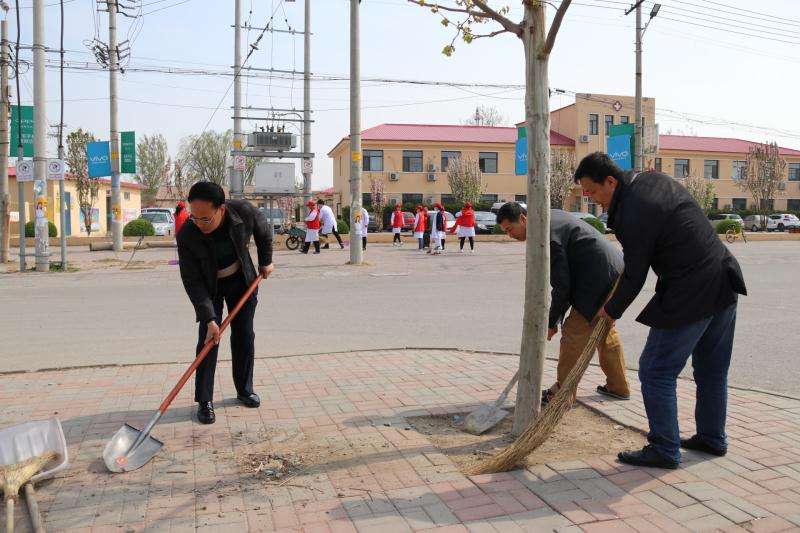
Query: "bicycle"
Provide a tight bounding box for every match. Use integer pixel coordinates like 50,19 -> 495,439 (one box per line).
725,226 -> 747,244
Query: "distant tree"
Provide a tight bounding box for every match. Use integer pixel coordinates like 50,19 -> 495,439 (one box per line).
168,159 -> 193,201
244,156 -> 264,186
66,128 -> 99,236
463,105 -> 507,127
135,134 -> 171,206
550,151 -> 575,209
740,142 -> 787,229
446,154 -> 485,206
177,130 -> 232,185
682,173 -> 716,213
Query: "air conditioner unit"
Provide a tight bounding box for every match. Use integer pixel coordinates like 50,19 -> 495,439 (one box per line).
427,173 -> 436,182
389,172 -> 399,181
428,163 -> 436,172
778,182 -> 787,190
579,135 -> 590,143
246,131 -> 297,151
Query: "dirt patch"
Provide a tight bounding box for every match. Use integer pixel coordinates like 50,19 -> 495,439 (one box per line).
408,404 -> 645,473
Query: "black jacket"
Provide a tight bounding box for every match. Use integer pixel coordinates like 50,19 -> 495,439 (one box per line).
177,200 -> 273,324
549,209 -> 623,328
605,171 -> 747,328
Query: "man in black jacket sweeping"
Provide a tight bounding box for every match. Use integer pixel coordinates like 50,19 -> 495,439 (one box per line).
177,182 -> 274,425
575,152 -> 747,469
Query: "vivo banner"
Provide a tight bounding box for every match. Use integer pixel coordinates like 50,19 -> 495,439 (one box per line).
87,141 -> 112,178
607,134 -> 632,171
515,136 -> 527,175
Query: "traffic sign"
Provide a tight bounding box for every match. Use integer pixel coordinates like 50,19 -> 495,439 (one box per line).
302,158 -> 313,174
16,160 -> 33,182
233,155 -> 246,171
47,159 -> 65,180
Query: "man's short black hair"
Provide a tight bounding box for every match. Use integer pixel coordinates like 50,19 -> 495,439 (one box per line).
574,152 -> 625,184
187,181 -> 225,207
495,202 -> 527,225
317,199 -> 325,205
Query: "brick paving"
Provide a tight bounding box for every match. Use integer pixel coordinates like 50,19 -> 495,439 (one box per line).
1,349 -> 799,532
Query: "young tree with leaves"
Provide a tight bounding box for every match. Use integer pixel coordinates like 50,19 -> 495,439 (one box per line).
446,154 -> 485,206
410,0 -> 573,434
740,142 -> 787,228
550,150 -> 576,209
681,174 -> 716,214
135,134 -> 171,206
177,130 -> 233,186
66,128 -> 99,236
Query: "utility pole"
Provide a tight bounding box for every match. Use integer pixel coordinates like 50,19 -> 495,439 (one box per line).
348,0 -> 362,265
301,0 -> 311,203
108,0 -> 122,251
14,0 -> 24,272
634,1 -> 643,172
32,0 -> 48,272
0,20 -> 8,264
231,0 -> 243,199
57,0 -> 66,266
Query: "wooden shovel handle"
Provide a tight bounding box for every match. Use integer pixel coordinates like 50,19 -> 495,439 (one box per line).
158,274 -> 263,413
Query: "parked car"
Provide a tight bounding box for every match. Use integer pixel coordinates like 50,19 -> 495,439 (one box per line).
399,211 -> 415,232
743,215 -> 771,232
258,207 -> 286,234
708,213 -> 743,230
141,207 -> 175,220
769,213 -> 800,232
139,211 -> 174,236
455,210 -> 497,234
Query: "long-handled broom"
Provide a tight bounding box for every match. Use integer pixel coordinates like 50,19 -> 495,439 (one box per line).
1,451 -> 58,532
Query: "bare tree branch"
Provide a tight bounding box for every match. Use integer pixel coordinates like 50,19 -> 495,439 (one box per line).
406,0 -> 482,17
473,28 -> 511,39
472,0 -> 522,35
539,0 -> 571,58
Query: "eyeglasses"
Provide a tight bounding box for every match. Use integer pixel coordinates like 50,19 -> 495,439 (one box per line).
190,209 -> 219,224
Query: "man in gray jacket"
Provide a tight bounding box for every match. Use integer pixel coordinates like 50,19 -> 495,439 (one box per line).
496,202 -> 629,405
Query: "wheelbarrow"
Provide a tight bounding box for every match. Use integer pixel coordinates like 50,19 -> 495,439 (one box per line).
0,418 -> 69,532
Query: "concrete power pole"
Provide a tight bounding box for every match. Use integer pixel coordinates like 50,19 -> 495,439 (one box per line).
108,0 -> 122,251
231,0 -> 243,199
0,20 -> 8,264
33,0 -> 48,272
349,0 -> 362,265
634,1 -> 643,172
302,0 -> 311,203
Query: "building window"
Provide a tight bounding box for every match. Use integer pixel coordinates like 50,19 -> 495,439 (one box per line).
732,198 -> 747,211
362,150 -> 384,172
733,160 -> 747,180
620,116 -> 630,124
441,151 -> 461,171
674,159 -> 690,179
604,115 -> 614,135
440,194 -> 455,205
760,199 -> 774,211
124,192 -> 130,200
711,197 -> 719,210
589,114 -> 599,135
789,163 -> 800,181
704,160 -> 719,180
479,152 -> 498,173
402,193 -> 423,205
402,150 -> 423,172
362,193 -> 372,207
654,158 -> 662,172
788,199 -> 800,211
515,195 -> 527,203
480,194 -> 498,203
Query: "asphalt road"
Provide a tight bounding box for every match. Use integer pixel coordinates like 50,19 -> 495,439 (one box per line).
1,240 -> 797,396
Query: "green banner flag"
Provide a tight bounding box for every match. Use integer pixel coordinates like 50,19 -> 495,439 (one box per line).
121,131 -> 136,174
10,105 -> 34,157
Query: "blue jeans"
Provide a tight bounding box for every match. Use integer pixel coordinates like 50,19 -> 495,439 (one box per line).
638,303 -> 737,462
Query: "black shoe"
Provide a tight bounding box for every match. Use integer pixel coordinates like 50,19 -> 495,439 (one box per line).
596,385 -> 630,400
541,388 -> 555,408
237,393 -> 261,408
681,435 -> 727,457
618,445 -> 679,469
197,401 -> 215,424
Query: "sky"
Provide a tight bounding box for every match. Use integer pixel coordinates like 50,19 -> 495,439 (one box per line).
9,0 -> 800,189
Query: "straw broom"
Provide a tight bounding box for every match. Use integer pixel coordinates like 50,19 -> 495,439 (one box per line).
1,451 -> 58,533
471,313 -> 614,474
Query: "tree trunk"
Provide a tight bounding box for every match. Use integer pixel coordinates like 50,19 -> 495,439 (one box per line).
512,2 -> 552,436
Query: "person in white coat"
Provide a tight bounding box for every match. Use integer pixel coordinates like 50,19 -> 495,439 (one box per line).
318,199 -> 344,249
353,206 -> 369,251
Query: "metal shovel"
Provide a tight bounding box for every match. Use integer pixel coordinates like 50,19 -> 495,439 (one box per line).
462,370 -> 519,435
103,274 -> 263,473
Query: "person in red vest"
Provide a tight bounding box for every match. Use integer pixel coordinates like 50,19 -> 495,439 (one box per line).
454,201 -> 477,253
174,200 -> 189,236
413,205 -> 427,252
390,204 -> 404,246
302,199 -> 321,254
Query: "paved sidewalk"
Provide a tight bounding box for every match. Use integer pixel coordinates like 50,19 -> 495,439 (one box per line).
1,349 -> 798,532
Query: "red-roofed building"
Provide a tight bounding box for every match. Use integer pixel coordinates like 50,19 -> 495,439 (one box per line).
328,93 -> 800,216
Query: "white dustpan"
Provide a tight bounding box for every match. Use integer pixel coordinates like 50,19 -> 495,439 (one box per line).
0,418 -> 69,482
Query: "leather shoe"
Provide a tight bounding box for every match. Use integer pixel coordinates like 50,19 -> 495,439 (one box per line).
197,401 -> 215,424
618,445 -> 679,469
681,435 -> 726,457
237,392 -> 261,408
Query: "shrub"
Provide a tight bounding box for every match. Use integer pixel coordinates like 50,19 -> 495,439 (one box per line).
336,218 -> 349,234
25,220 -> 57,238
716,219 -> 742,235
123,218 -> 155,237
582,216 -> 607,234
492,223 -> 506,235
342,206 -> 351,226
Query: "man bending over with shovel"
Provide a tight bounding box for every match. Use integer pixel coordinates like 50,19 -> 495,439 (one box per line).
496,202 -> 630,407
178,182 -> 274,425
